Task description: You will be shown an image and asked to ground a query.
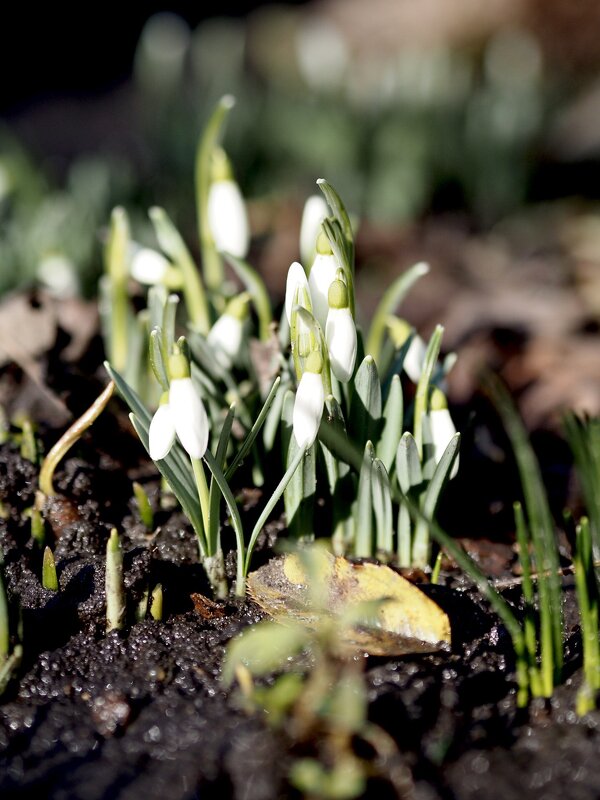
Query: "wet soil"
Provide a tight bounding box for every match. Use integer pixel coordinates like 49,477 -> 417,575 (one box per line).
0,429 -> 598,800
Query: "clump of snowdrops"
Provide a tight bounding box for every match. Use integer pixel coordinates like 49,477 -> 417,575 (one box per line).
105,95 -> 460,598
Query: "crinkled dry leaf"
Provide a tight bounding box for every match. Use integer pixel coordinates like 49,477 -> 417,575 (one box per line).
247,552 -> 451,656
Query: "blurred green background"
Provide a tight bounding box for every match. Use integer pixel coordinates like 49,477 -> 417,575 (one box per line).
3,0 -> 600,298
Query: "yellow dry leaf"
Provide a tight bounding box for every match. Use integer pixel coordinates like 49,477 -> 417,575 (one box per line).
247,551 -> 451,656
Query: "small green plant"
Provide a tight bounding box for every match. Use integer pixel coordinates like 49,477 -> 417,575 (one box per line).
0,559 -> 22,696
225,547 -> 397,799
42,546 -> 59,592
106,529 -> 125,633
573,517 -> 600,714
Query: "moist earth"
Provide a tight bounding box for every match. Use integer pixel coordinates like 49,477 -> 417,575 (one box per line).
0,421 -> 597,800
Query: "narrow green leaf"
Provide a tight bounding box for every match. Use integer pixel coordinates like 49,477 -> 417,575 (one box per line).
150,206 -> 210,334
484,372 -> 563,693
149,329 -> 169,391
354,442 -> 375,558
226,376 -> 281,480
130,414 -> 205,544
223,253 -> 273,341
372,458 -> 393,554
377,374 -> 403,472
414,325 -> 444,456
365,262 -> 429,366
349,355 -> 382,447
412,433 -> 460,568
203,449 -> 246,596
244,445 -> 306,575
317,178 -> 353,247
207,404 -> 236,554
395,433 -> 422,494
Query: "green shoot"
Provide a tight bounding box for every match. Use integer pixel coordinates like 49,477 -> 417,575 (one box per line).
133,481 -> 154,530
106,529 -> 125,633
42,547 -> 58,592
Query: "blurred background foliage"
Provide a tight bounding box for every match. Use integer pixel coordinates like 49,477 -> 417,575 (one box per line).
3,0 -> 600,298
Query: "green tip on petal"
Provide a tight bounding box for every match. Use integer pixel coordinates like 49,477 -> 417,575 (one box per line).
328,279 -> 349,310
168,352 -> 190,380
225,292 -> 251,321
305,351 -> 323,374
430,387 -> 448,411
316,229 -> 333,256
210,147 -> 233,182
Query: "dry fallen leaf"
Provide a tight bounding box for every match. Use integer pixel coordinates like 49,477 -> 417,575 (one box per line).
247,552 -> 451,656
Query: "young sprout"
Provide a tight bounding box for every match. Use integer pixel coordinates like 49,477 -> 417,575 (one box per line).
207,147 -> 249,259
132,481 -> 154,530
150,584 -> 163,621
293,352 -> 325,450
42,546 -> 58,592
18,416 -> 37,463
106,529 -> 125,633
38,380 -> 115,497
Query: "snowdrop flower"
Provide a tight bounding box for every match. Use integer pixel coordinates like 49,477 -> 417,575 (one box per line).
299,194 -> 328,267
308,230 -> 339,330
326,279 -> 356,383
207,148 -> 249,259
37,253 -> 79,298
387,318 -> 427,384
130,247 -> 171,285
207,293 -> 249,370
285,261 -> 311,326
293,351 -> 325,449
429,388 -> 459,479
148,353 -> 209,460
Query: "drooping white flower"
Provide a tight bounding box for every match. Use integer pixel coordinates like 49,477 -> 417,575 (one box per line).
207,149 -> 249,259
149,395 -> 176,460
285,261 -> 311,326
386,317 -> 427,384
169,377 -> 210,459
148,355 -> 209,461
130,247 -> 170,285
308,231 -> 339,330
299,194 -> 329,267
429,388 -> 459,479
207,294 -> 249,370
403,334 -> 428,384
326,279 -> 356,383
37,253 -> 79,298
293,352 -> 325,449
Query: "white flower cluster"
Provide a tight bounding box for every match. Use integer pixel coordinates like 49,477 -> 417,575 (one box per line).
286,202 -> 357,451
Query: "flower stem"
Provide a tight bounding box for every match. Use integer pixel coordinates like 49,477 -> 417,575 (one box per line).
192,457 -> 211,551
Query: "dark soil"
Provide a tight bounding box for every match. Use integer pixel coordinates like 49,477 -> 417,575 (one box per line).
0,426 -> 598,800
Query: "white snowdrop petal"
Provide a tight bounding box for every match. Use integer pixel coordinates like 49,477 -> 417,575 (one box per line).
207,179 -> 249,259
131,248 -> 170,285
148,403 -> 177,460
285,261 -> 310,326
293,372 -> 325,449
207,313 -> 243,370
169,378 -> 210,459
299,195 -> 329,266
326,307 -> 357,383
308,253 -> 339,329
403,334 -> 427,384
430,408 -> 459,479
